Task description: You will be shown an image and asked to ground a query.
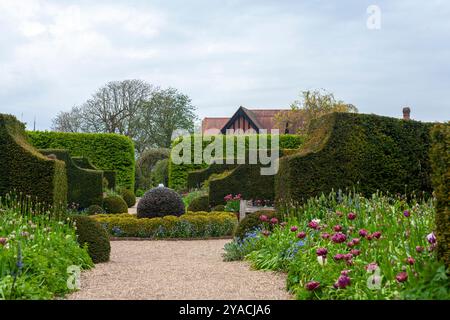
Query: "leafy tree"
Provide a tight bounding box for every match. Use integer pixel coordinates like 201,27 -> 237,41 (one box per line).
274,89 -> 358,134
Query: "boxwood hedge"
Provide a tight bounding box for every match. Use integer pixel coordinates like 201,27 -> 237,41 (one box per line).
39,149 -> 103,209
275,112 -> 433,204
0,114 -> 67,212
73,156 -> 116,190
169,134 -> 304,191
28,131 -> 134,190
430,123 -> 449,267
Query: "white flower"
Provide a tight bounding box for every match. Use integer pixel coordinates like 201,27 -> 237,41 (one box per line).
312,219 -> 321,224
317,256 -> 327,266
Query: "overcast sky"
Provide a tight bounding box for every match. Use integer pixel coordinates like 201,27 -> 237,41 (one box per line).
0,0 -> 449,130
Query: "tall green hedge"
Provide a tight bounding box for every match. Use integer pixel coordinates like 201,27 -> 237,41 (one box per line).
39,150 -> 103,209
0,114 -> 67,211
28,131 -> 134,190
73,156 -> 116,190
209,163 -> 275,206
430,123 -> 449,267
275,112 -> 433,204
169,134 -> 304,191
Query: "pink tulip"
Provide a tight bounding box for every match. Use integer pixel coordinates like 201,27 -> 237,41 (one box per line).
259,215 -> 268,222
321,233 -> 330,239
406,257 -> 415,265
359,229 -> 368,237
333,225 -> 343,232
396,272 -> 408,283
270,217 -> 279,225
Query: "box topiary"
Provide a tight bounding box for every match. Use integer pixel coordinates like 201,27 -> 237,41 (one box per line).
430,123 -> 449,267
39,149 -> 103,209
137,186 -> 185,219
119,188 -> 136,208
71,215 -> 110,263
0,114 -> 67,212
28,131 -> 134,190
234,210 -> 282,240
187,195 -> 210,212
73,156 -> 116,190
103,195 -> 128,214
276,112 -> 433,204
85,204 -> 105,215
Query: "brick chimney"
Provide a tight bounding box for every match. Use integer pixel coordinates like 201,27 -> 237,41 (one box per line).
403,107 -> 411,120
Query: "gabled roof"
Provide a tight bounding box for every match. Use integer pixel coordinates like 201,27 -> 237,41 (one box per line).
220,106 -> 263,133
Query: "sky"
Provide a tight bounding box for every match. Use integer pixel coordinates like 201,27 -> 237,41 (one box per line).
0,0 -> 449,130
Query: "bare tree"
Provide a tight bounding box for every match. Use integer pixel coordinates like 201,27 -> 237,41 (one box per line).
51,107 -> 83,132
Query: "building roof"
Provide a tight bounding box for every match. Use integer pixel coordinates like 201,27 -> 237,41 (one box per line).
202,117 -> 230,134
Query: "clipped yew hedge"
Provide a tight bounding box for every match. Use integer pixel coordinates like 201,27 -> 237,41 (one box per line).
27,131 -> 134,190
169,134 -> 304,191
430,123 -> 450,267
0,114 -> 67,211
275,112 -> 433,204
73,156 -> 117,190
39,149 -> 103,209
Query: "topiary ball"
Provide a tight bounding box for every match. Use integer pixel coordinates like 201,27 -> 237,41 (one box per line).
234,210 -> 282,240
187,195 -> 210,212
85,204 -> 105,215
103,195 -> 128,214
211,204 -> 225,212
119,188 -> 136,208
71,215 -> 110,263
137,186 -> 185,219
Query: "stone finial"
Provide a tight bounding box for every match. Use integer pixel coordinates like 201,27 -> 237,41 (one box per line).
403,107 -> 411,120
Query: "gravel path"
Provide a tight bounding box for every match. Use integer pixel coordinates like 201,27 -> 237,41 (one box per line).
67,239 -> 291,300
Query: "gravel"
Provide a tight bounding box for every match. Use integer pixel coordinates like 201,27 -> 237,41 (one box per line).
67,239 -> 292,300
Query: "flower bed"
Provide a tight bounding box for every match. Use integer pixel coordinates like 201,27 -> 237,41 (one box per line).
0,198 -> 93,299
93,211 -> 237,239
224,192 -> 449,300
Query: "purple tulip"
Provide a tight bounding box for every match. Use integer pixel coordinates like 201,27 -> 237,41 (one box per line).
321,233 -> 330,239
416,246 -> 424,253
0,237 -> 7,246
333,253 -> 345,261
403,210 -> 411,217
308,221 -> 319,230
270,217 -> 279,225
372,231 -> 382,239
352,238 -> 360,245
296,231 -> 306,239
396,272 -> 408,283
406,257 -> 415,265
331,232 -> 347,244
350,249 -> 361,256
334,275 -> 351,289
316,248 -> 328,257
427,232 -> 437,244
333,225 -> 343,232
347,212 -> 357,220
359,229 -> 369,237
305,281 -> 321,291
365,262 -> 378,272
290,226 -> 298,232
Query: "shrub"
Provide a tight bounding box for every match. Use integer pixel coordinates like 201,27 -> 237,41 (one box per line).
73,157 -> 118,191
119,188 -> 136,208
276,112 -> 433,204
93,211 -> 237,238
188,163 -> 238,190
0,114 -> 67,212
187,195 -> 210,212
27,131 -> 135,190
137,186 -> 185,219
71,215 -> 111,263
103,195 -> 128,214
169,134 -> 304,191
39,149 -> 103,209
136,148 -> 170,190
430,123 -> 450,267
85,204 -> 105,215
234,210 -> 281,240
212,204 -> 225,211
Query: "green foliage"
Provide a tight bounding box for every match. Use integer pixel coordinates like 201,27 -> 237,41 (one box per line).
0,194 -> 93,299
135,148 -> 170,190
187,195 -> 210,212
119,188 -> 136,208
169,134 -> 304,191
103,195 -> 128,214
182,189 -> 207,207
209,164 -> 275,206
70,215 -> 111,263
73,157 -> 117,191
429,123 -> 450,267
27,131 -> 135,190
212,204 -> 225,211
39,149 -> 103,209
234,210 -> 282,240
152,159 -> 169,187
276,113 -> 433,204
137,187 -> 185,219
85,204 -> 105,215
93,211 -> 237,238
188,163 -> 238,190
0,114 -> 67,212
